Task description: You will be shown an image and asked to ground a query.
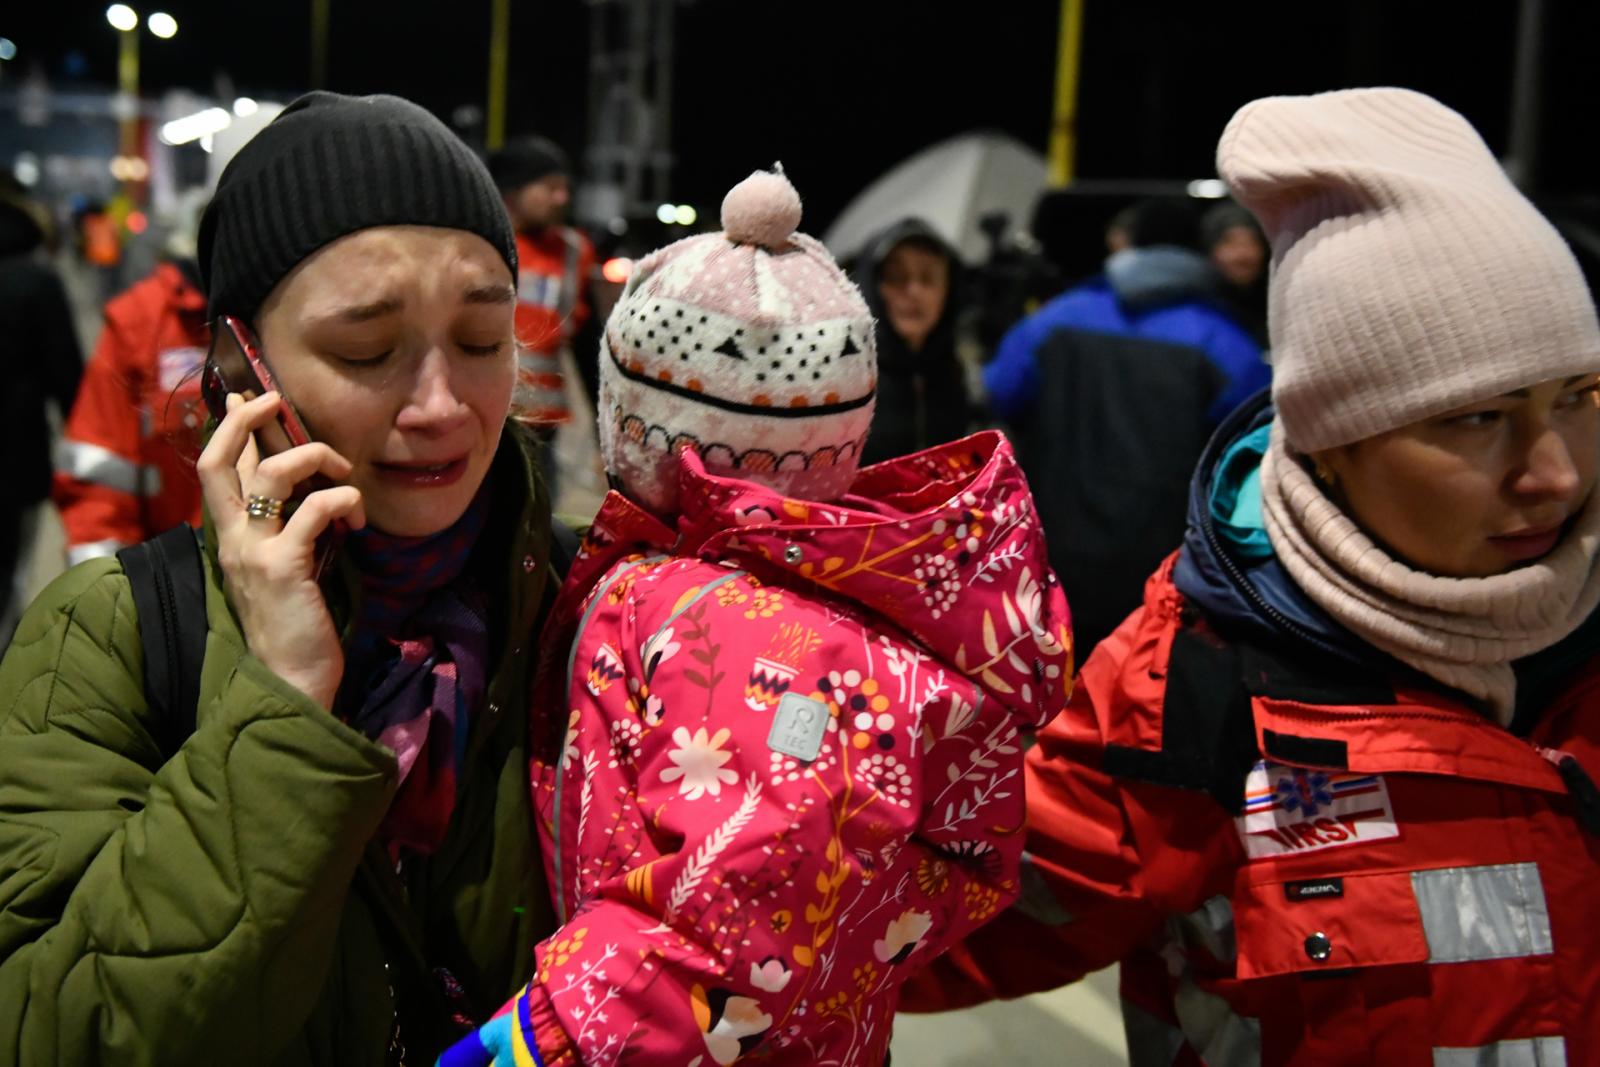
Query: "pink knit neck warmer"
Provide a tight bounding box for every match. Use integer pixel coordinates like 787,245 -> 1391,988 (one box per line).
1260,424 -> 1600,723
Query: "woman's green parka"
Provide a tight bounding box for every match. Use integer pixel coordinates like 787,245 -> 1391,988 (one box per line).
0,428 -> 557,1066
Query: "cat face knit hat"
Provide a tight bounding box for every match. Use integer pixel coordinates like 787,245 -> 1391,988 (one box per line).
1217,87 -> 1600,453
598,167 -> 877,515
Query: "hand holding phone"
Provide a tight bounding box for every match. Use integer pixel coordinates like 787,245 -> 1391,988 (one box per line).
202,315 -> 350,576
196,318 -> 366,711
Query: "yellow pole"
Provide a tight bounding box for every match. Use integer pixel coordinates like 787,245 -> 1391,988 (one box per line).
487,0 -> 511,150
311,0 -> 330,90
117,28 -> 139,157
1048,0 -> 1085,187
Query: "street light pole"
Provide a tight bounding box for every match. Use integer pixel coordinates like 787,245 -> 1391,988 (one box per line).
117,24 -> 139,157
1048,0 -> 1085,187
105,7 -> 175,194
311,0 -> 330,89
487,0 -> 510,150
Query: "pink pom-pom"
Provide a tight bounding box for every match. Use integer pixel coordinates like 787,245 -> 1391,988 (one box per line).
721,167 -> 802,249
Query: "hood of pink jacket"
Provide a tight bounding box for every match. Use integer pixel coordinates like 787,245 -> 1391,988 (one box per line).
567,429 -> 1074,728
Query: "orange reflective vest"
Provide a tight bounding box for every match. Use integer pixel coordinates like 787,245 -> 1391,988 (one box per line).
512,226 -> 593,426
53,262 -> 208,562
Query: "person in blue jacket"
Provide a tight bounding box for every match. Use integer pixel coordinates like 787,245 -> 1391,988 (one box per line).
985,198 -> 1268,426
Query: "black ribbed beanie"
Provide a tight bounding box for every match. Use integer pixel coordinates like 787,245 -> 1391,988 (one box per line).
198,91 -> 516,322
486,135 -> 570,191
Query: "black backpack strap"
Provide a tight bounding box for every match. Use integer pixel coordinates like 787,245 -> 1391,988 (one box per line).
1102,624 -> 1260,813
117,524 -> 208,760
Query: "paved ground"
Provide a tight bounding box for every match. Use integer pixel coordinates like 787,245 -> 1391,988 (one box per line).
892,966 -> 1128,1065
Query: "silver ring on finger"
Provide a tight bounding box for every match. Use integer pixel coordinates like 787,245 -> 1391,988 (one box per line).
245,494 -> 287,521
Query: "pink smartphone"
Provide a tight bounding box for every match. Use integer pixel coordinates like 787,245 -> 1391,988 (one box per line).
201,314 -> 348,576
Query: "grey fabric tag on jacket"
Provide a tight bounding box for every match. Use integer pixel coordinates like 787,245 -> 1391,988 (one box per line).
768,693 -> 830,762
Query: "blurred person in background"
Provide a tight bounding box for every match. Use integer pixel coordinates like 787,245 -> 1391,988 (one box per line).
908,88 -> 1600,1066
855,218 -> 973,465
983,197 -> 1270,659
488,136 -> 596,494
1104,203 -> 1136,255
75,200 -> 126,302
52,210 -> 210,565
0,177 -> 83,651
985,197 -> 1267,427
1204,199 -> 1269,345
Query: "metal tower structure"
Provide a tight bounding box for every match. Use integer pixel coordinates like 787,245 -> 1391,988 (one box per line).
577,0 -> 683,230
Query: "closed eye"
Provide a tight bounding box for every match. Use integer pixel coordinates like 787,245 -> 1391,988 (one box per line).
335,349 -> 393,367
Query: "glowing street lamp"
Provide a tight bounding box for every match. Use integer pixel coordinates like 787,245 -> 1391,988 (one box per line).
160,107 -> 233,146
104,5 -> 178,186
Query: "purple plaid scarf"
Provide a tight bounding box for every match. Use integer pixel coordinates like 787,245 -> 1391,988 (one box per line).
342,490 -> 491,855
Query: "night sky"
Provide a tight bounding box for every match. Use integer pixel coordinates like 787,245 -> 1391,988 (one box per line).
5,2 -> 1592,232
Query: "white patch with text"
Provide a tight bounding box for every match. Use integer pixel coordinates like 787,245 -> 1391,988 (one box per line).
1236,760 -> 1399,859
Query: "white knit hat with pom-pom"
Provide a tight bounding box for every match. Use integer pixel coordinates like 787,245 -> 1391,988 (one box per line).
597,166 -> 878,516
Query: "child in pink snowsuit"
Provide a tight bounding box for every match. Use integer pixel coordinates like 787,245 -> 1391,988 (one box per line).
442,169 -> 1072,1066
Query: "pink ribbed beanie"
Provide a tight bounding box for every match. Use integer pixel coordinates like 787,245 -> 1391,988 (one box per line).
598,167 -> 877,515
1217,87 -> 1600,452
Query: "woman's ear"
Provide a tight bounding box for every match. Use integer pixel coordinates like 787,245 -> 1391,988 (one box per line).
1308,445 -> 1354,494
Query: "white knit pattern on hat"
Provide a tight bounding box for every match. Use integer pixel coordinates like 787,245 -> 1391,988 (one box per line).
598,169 -> 877,516
1218,87 -> 1600,452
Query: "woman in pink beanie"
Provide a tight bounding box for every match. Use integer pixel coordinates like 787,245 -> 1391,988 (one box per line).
904,88 -> 1600,1064
439,168 -> 1072,1066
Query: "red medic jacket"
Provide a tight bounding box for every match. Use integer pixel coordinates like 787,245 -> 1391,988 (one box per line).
905,401 -> 1600,1065
512,226 -> 595,426
52,261 -> 208,562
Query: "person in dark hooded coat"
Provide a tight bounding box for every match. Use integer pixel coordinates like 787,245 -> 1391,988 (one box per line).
0,180 -> 82,648
853,219 -> 973,466
1202,199 -> 1269,346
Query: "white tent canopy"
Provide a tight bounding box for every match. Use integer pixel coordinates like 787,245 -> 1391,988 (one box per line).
822,132 -> 1048,266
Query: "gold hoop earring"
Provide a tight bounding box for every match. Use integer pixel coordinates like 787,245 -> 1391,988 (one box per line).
1312,460 -> 1337,487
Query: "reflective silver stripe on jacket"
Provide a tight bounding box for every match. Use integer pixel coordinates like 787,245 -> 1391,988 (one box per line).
1412,862 -> 1553,964
1170,976 -> 1261,1067
1433,1037 -> 1566,1066
1176,894 -> 1237,964
67,538 -> 129,566
1141,896 -> 1260,1067
55,440 -> 160,496
514,352 -> 568,413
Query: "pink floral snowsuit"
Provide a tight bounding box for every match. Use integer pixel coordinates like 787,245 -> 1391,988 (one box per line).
514,431 -> 1071,1066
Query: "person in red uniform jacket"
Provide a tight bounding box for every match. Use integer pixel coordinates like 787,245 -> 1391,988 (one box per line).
52,257 -> 208,564
487,136 -> 594,433
904,89 -> 1600,1065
